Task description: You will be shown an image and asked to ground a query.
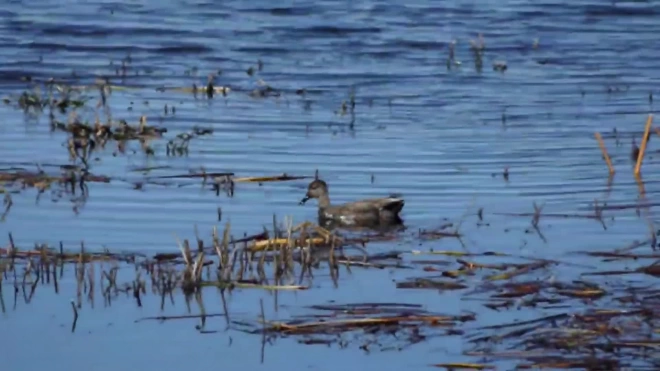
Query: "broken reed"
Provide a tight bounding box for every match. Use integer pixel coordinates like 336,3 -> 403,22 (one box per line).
595,113 -> 654,177
0,217 -> 350,312
594,132 -> 614,175
634,114 -> 653,176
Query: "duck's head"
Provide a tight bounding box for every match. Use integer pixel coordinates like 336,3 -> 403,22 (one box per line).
299,179 -> 328,205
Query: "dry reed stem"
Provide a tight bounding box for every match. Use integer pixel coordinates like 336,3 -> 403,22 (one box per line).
173,234 -> 191,267
432,363 -> 495,370
249,237 -> 327,251
594,132 -> 615,174
292,221 -> 335,240
634,114 -> 653,176
486,261 -> 550,281
220,222 -> 230,278
5,219 -> 349,305
212,226 -> 222,260
265,315 -> 457,332
411,250 -> 509,257
199,281 -> 307,290
232,174 -> 308,183
192,252 -> 205,282
166,86 -> 231,94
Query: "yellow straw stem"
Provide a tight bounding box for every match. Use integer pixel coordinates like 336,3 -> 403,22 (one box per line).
594,132 -> 615,175
634,114 -> 654,176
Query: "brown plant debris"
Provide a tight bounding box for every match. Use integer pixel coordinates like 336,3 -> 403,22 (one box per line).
234,302 -> 475,352
0,167 -> 110,216
433,364 -> 495,370
466,307 -> 659,370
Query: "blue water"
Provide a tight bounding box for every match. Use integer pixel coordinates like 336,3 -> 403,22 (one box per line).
2,0 -> 660,369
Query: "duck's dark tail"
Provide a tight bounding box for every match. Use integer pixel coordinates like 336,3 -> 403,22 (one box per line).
383,198 -> 405,215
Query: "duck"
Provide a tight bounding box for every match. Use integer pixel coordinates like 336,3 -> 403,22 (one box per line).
299,179 -> 405,227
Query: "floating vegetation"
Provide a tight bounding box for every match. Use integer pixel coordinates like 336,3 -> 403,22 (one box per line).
4,81 -> 92,116
158,84 -> 231,97
0,166 -> 110,216
0,216 -> 409,330
166,126 -> 213,157
240,302 -> 475,352
1,66 -> 323,172
57,115 -> 169,163
469,33 -> 486,72
249,80 -> 281,98
466,307 -> 660,370
232,174 -> 311,183
0,216 -> 394,301
2,207 -> 660,369
0,162 -> 313,216
492,60 -> 507,72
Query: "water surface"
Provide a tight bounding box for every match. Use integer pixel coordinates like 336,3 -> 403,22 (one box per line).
2,0 -> 660,370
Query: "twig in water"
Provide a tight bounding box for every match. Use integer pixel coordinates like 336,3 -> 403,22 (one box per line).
70,300 -> 79,333
1,193 -> 12,221
260,298 -> 266,364
531,202 -> 547,243
135,313 -> 226,323
592,199 -> 606,231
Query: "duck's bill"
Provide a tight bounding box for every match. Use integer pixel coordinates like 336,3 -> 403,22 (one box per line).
299,196 -> 310,205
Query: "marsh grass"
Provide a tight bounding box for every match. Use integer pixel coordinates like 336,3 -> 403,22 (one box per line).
2,209 -> 660,369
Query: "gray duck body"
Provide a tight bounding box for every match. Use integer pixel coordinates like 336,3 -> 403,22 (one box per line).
299,179 -> 404,227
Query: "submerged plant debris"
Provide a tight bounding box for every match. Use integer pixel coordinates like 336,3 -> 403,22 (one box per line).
241,302 -> 475,352
2,209 -> 660,369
